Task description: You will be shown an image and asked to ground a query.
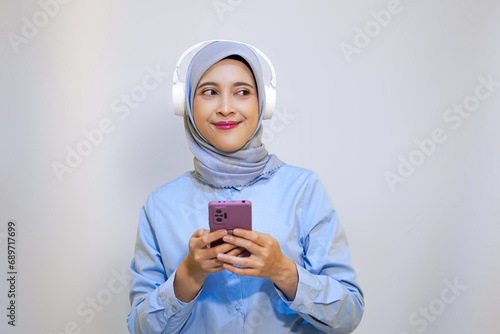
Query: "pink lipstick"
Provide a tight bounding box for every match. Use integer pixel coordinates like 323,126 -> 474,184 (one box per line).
214,121 -> 239,130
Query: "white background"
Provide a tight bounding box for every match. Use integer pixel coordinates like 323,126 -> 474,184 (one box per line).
1,0 -> 499,333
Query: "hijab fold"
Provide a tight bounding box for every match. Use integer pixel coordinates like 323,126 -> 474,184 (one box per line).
183,41 -> 283,189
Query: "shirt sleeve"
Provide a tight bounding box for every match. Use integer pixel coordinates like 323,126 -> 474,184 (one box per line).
274,172 -> 365,333
126,195 -> 200,334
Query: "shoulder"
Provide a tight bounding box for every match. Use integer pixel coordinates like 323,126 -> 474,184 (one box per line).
273,164 -> 332,200
277,163 -> 314,174
154,171 -> 196,191
259,163 -> 327,197
146,171 -> 198,203
273,163 -> 320,183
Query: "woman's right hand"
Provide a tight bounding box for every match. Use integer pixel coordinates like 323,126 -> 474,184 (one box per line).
173,229 -> 239,302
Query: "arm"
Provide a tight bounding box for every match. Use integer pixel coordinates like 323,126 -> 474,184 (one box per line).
127,200 -> 195,334
217,173 -> 364,333
127,196 -> 240,333
218,228 -> 363,333
287,172 -> 365,333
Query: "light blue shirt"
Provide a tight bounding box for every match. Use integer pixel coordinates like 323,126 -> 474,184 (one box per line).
127,164 -> 364,333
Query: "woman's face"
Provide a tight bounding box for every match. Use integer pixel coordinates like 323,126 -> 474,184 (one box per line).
193,58 -> 259,153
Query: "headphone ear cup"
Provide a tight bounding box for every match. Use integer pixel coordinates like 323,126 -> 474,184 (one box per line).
263,85 -> 276,120
172,81 -> 186,116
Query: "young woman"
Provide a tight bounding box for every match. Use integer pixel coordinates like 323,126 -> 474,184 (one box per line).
127,40 -> 364,333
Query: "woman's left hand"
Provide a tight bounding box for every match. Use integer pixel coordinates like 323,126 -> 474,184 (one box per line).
217,228 -> 299,300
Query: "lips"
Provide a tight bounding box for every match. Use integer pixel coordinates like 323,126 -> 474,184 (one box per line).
214,121 -> 239,130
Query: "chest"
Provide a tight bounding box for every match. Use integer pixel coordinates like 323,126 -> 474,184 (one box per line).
153,185 -> 306,275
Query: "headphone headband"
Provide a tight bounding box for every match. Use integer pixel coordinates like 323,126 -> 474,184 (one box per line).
172,40 -> 276,119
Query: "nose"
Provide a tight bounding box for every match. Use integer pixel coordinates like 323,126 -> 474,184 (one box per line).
216,92 -> 235,117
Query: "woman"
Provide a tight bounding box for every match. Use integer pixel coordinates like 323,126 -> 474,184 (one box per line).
127,40 -> 364,333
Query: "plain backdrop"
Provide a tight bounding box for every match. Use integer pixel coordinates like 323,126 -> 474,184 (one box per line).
1,0 -> 499,333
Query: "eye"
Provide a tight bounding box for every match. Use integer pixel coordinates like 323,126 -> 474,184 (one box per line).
201,88 -> 217,96
235,89 -> 250,96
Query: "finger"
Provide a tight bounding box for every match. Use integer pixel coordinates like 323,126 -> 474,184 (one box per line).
232,229 -> 263,244
231,228 -> 252,238
222,263 -> 256,277
192,229 -> 209,238
194,229 -> 228,249
194,241 -> 236,262
217,252 -> 253,268
221,234 -> 260,254
212,242 -> 239,256
233,229 -> 272,248
225,247 -> 246,257
202,259 -> 227,273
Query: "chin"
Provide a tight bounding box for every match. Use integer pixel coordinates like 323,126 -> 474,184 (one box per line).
215,143 -> 245,153
218,146 -> 241,153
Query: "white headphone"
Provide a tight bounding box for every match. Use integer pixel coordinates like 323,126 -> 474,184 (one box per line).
172,40 -> 277,120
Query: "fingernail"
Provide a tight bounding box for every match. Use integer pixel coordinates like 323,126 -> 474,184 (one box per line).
218,253 -> 225,260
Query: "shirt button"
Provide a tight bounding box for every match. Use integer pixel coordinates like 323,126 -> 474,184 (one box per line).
298,304 -> 304,311
235,304 -> 241,310
172,306 -> 177,313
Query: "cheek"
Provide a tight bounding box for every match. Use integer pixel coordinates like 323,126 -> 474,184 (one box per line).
192,99 -> 209,126
248,101 -> 259,128
192,109 -> 201,130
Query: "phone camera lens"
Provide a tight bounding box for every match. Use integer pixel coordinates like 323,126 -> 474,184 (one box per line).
216,218 -> 222,222
216,209 -> 222,213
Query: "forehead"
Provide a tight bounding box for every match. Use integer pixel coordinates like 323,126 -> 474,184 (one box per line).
198,58 -> 255,84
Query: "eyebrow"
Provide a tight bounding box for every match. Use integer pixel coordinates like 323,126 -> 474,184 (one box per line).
196,81 -> 255,90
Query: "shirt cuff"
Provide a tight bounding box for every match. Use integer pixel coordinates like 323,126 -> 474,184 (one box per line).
274,264 -> 322,315
157,269 -> 201,319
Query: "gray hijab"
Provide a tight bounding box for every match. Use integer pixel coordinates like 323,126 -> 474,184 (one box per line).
184,41 -> 283,189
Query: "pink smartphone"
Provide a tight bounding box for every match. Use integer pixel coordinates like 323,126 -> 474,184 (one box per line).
209,200 -> 252,256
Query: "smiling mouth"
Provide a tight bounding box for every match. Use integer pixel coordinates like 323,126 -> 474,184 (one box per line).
214,121 -> 239,130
